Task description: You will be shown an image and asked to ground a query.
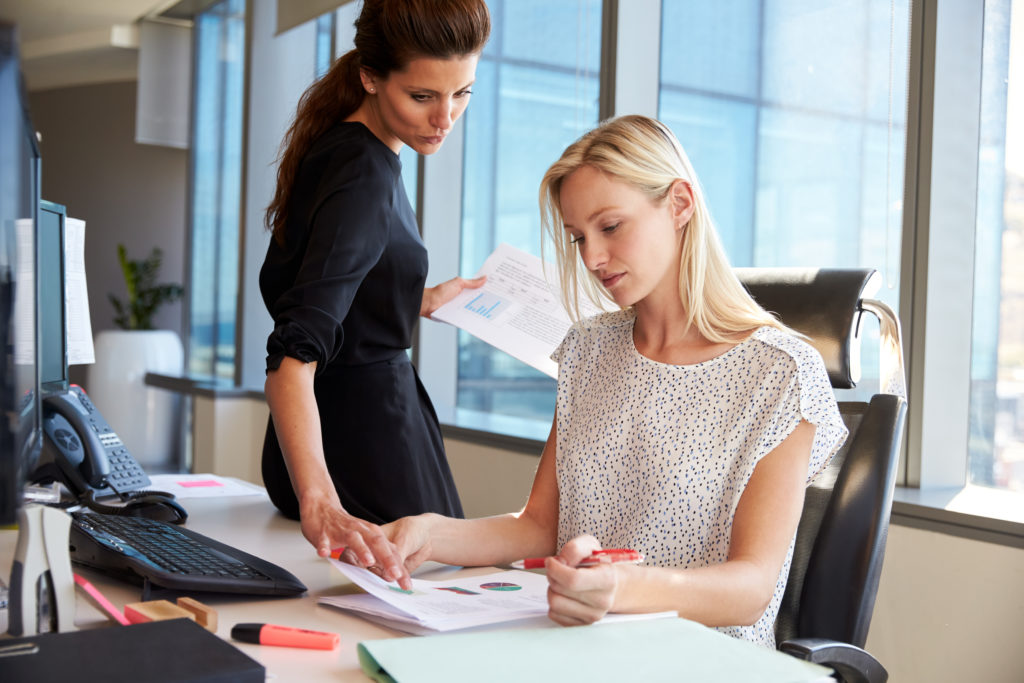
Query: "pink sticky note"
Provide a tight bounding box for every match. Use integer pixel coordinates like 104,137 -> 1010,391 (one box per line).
177,479 -> 224,488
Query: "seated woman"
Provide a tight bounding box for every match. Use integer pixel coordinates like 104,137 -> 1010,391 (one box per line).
373,114 -> 847,648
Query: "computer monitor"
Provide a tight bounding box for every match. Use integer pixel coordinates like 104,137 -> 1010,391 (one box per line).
38,200 -> 68,398
0,22 -> 43,525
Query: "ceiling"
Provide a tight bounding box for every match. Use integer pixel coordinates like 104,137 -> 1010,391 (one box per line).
0,0 -> 191,91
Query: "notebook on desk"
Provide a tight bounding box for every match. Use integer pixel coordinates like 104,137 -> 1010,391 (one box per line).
357,617 -> 833,683
0,618 -> 264,682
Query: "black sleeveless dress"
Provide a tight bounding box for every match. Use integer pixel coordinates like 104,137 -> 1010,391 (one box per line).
259,121 -> 463,524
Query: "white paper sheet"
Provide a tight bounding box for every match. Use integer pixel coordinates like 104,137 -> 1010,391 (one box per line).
430,243 -> 606,378
64,216 -> 94,364
335,601 -> 679,636
322,561 -> 679,635
13,218 -> 35,365
322,561 -> 550,631
146,473 -> 265,499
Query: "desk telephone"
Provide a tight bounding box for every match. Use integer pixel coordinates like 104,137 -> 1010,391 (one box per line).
32,385 -> 186,523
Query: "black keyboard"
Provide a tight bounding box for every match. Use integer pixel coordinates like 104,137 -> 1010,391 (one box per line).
69,511 -> 307,597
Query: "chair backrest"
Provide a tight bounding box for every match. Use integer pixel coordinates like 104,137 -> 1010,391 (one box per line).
736,267 -> 908,649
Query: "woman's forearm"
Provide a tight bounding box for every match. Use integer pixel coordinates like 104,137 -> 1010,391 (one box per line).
613,560 -> 777,627
412,416 -> 561,568
419,508 -> 557,568
264,356 -> 337,506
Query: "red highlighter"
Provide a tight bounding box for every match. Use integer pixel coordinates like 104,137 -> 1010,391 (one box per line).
231,623 -> 340,650
511,548 -> 644,570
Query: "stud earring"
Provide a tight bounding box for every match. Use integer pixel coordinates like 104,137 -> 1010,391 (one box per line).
368,87 -> 376,94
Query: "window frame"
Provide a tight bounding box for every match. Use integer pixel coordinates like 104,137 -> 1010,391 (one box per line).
424,0 -> 1024,539
220,0 -> 1024,542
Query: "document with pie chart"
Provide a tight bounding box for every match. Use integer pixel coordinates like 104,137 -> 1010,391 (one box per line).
320,560 -> 549,633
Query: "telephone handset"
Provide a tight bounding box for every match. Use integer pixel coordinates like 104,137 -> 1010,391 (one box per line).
37,385 -> 152,497
32,385 -> 187,523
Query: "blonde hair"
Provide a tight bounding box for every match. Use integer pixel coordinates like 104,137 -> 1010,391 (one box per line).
539,114 -> 784,343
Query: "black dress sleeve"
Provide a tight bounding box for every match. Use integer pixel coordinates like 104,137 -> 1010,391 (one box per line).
265,158 -> 394,373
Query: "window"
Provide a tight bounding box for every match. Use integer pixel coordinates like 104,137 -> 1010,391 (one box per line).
658,0 -> 911,399
454,0 -> 603,425
436,0 -> 911,431
188,0 -> 245,379
210,0 -> 1023,523
315,12 -> 335,80
969,0 -> 1023,492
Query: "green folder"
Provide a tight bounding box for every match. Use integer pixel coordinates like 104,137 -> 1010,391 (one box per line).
357,617 -> 832,683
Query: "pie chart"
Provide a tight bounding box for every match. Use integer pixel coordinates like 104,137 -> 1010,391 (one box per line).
479,582 -> 521,591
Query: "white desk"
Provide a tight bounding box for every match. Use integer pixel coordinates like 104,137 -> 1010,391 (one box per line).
1,491 -> 833,683
0,491 -> 476,682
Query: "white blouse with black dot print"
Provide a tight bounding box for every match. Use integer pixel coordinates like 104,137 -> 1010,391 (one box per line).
552,309 -> 847,648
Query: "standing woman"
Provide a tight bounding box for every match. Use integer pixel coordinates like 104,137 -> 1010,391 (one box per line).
261,0 -> 490,585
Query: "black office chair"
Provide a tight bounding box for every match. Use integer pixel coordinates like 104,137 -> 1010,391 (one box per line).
736,268 -> 907,683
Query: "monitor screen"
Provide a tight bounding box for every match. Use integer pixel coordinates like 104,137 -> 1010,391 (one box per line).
38,200 -> 68,397
0,22 -> 42,525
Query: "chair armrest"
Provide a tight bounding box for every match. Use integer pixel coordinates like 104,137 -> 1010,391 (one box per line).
779,637 -> 888,683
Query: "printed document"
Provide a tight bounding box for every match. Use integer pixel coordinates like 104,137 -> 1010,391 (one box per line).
12,216 -> 93,364
64,217 -> 95,364
430,243 -> 606,378
321,561 -> 549,632
321,561 -> 676,635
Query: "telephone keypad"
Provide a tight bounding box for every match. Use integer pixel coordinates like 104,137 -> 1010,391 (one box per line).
38,384 -> 153,496
107,448 -> 148,489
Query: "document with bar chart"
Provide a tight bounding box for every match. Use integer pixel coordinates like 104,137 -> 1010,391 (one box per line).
431,243 -> 605,378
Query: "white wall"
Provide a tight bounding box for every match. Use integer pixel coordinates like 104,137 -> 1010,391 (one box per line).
29,80 -> 187,388
191,395 -> 268,484
865,525 -> 1024,682
444,438 -> 540,516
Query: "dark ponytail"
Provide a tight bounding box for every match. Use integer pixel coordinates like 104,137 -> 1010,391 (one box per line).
265,0 -> 491,246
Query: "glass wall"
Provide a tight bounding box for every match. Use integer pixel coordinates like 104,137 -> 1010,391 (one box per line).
188,0 -> 245,379
449,0 -> 911,423
659,0 -> 911,397
970,0 -> 1023,491
183,0 -> 1024,501
315,12 -> 335,79
456,0 -> 602,422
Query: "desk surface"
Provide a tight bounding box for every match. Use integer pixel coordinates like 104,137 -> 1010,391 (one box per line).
1,491 -> 831,683
0,491 -> 486,682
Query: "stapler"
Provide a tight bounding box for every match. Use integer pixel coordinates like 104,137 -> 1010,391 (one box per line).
7,504 -> 76,636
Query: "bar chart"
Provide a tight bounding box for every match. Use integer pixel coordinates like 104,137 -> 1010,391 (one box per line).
463,291 -> 507,320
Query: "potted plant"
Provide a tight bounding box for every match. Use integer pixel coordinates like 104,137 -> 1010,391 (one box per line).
86,244 -> 185,469
108,244 -> 184,330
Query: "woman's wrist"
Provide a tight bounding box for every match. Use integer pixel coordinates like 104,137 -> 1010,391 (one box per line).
297,485 -> 342,514
415,512 -> 448,558
419,286 -> 435,317
415,512 -> 442,533
610,562 -> 642,612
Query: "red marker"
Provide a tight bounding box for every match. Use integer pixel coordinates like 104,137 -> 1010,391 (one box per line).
231,623 -> 340,650
73,573 -> 131,625
511,548 -> 644,570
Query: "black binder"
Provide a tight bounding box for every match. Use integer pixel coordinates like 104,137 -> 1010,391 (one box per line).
0,618 -> 264,682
